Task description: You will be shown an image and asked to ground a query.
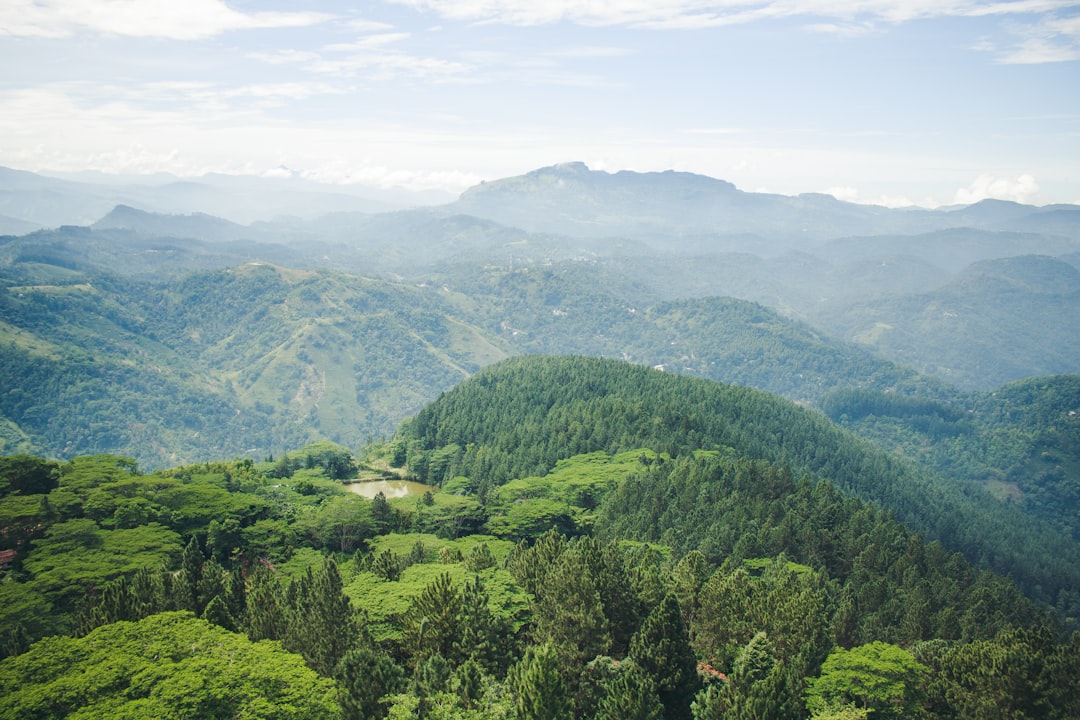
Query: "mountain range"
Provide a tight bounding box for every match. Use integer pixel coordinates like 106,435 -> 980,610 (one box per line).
2,163 -> 1080,715
1,161 -> 1078,546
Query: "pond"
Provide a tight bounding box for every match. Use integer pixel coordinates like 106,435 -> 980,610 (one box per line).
345,479 -> 436,499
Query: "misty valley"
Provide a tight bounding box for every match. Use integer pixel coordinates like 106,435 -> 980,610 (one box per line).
1,164 -> 1079,719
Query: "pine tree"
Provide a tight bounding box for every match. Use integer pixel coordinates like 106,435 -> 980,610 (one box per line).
671,550 -> 710,631
287,557 -> 361,676
720,632 -> 800,720
225,565 -> 246,622
510,642 -> 571,720
335,645 -> 405,720
596,662 -> 664,720
630,593 -> 701,720
202,594 -> 236,631
197,558 -> 227,615
533,545 -> 612,671
402,572 -> 464,666
455,575 -> 510,674
372,491 -> 392,533
243,565 -> 287,642
175,535 -> 205,613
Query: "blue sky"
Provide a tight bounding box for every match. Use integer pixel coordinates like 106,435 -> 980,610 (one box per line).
1,0 -> 1078,206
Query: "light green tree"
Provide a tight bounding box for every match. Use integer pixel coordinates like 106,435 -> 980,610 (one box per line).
805,641 -> 929,720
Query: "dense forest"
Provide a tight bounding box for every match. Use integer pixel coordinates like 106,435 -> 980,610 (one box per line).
2,165 -> 1079,717
2,357 -> 1077,718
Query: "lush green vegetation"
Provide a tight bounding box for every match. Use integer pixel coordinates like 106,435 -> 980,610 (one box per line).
2,358 -> 1078,716
399,356 -> 1080,617
823,375 -> 1080,541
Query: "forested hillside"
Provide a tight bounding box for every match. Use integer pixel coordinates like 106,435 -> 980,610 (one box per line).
3,166 -> 1080,717
0,261 -> 932,466
1,359 -> 1077,718
3,255 -> 1077,552
398,356 -> 1079,617
824,374 -> 1080,541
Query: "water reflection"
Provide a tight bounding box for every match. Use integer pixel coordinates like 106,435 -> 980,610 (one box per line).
346,479 -> 436,499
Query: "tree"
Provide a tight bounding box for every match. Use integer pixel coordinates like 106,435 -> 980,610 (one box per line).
402,572 -> 464,666
286,557 -> 362,676
201,594 -> 236,631
455,575 -> 511,675
531,542 -> 612,670
509,642 -> 571,720
630,593 -> 700,720
0,455 -> 60,496
0,612 -> 339,719
175,534 -> 205,613
713,631 -> 800,720
335,645 -> 405,720
244,565 -> 288,643
671,550 -> 710,631
595,661 -> 664,720
372,491 -> 393,533
805,642 -> 929,720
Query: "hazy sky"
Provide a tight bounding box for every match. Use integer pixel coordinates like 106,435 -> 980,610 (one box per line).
2,0 -> 1078,206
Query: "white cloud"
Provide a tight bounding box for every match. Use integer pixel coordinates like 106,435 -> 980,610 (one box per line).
323,33 -> 414,52
994,12 -> 1080,62
345,18 -> 397,32
308,52 -> 473,81
953,173 -> 1041,204
823,185 -> 919,207
824,184 -> 860,201
804,20 -> 878,36
0,0 -> 330,40
546,45 -> 634,58
247,49 -> 322,65
385,0 -> 1078,28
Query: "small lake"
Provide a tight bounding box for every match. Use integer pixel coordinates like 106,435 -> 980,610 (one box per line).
345,479 -> 436,499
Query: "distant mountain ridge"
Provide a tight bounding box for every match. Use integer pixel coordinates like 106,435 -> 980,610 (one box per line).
0,165 -> 451,227
452,162 -> 1080,246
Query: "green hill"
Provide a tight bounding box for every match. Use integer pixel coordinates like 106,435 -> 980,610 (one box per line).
1,365 -> 1078,718
816,255 -> 1080,388
0,260 -> 936,466
824,374 -> 1080,541
398,355 -> 1080,616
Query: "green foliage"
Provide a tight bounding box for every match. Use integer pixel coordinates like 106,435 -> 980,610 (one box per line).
0,454 -> 59,496
509,642 -> 571,720
595,661 -> 664,720
283,556 -> 362,676
630,594 -> 700,720
402,356 -> 1080,611
0,611 -> 339,719
805,642 -> 930,720
335,645 -> 405,720
294,494 -> 374,552
825,375 -> 1080,545
1,352 -> 1078,719
924,626 -> 1080,719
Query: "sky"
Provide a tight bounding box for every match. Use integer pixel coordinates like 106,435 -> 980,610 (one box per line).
1,1 -> 1078,207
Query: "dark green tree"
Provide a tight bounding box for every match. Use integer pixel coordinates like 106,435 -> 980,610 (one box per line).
630,593 -> 700,720
335,645 -> 405,720
0,455 -> 60,496
455,575 -> 511,675
595,661 -> 664,720
510,642 -> 571,720
286,557 -> 361,676
402,572 -> 464,666
175,535 -> 205,613
243,565 -> 287,642
201,594 -> 236,631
